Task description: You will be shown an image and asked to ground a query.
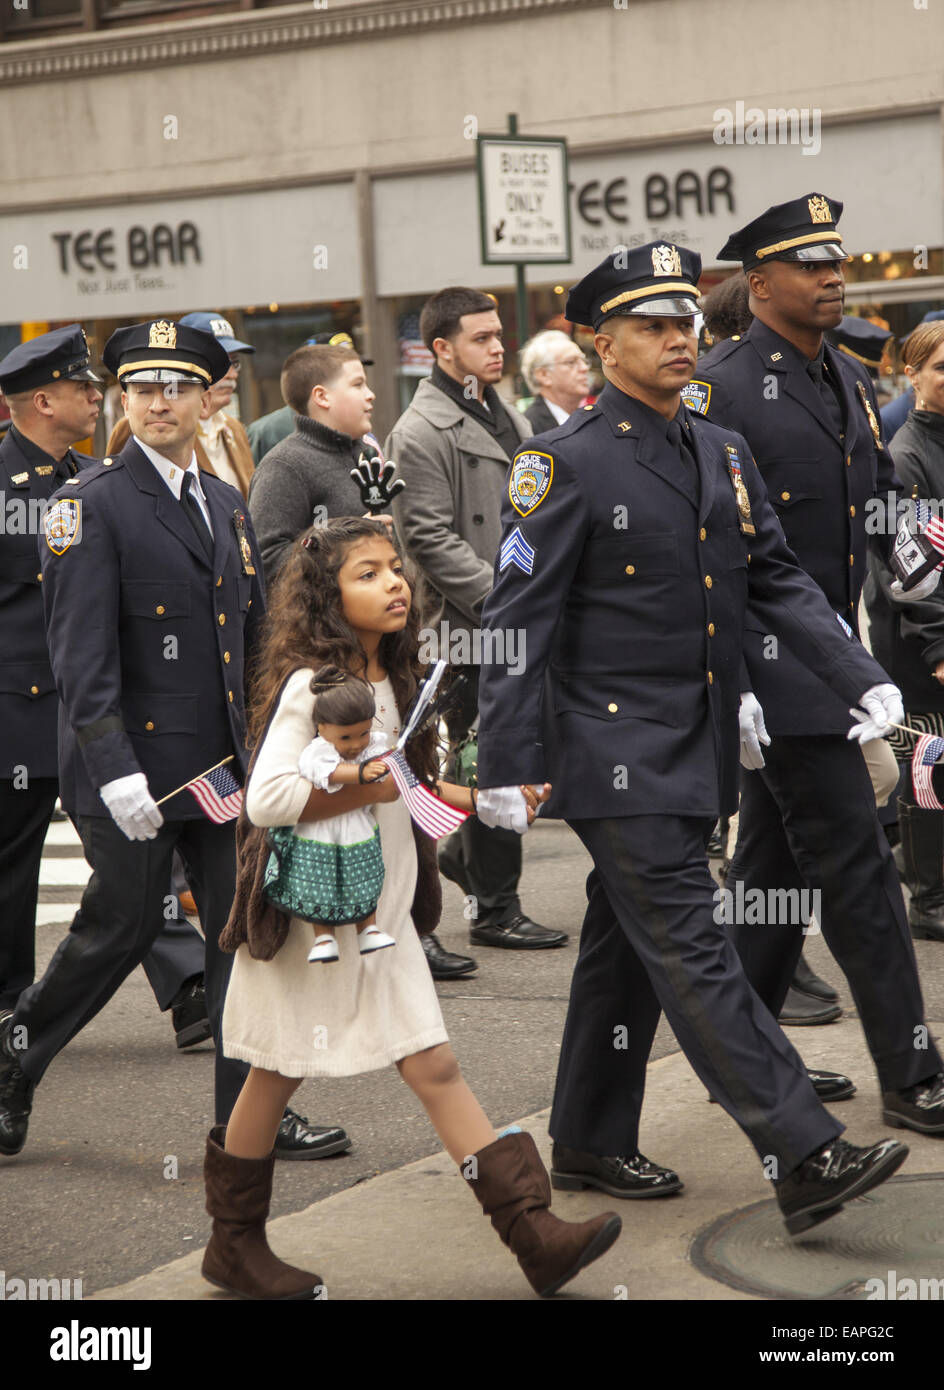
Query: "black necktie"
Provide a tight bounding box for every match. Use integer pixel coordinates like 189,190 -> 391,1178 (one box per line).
666,419 -> 700,501
806,357 -> 844,440
179,471 -> 214,562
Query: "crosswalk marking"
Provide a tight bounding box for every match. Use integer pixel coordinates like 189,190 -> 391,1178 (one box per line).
38,815 -> 86,925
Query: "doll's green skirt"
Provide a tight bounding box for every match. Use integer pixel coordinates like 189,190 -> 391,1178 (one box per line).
263,826 -> 385,926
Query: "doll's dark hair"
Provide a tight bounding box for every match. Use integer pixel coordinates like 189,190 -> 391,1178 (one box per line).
309,665 -> 376,728
248,516 -> 438,782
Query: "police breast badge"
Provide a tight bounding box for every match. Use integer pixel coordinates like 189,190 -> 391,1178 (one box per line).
44,498 -> 81,554
232,510 -> 256,575
723,444 -> 756,536
856,380 -> 882,445
509,450 -> 553,517
682,381 -> 711,415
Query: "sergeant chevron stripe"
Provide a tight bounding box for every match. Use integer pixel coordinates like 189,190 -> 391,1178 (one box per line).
499,526 -> 535,575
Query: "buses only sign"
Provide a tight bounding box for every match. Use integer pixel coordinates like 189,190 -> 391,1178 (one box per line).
476,135 -> 571,265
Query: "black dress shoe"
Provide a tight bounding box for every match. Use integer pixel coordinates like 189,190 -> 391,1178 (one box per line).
708,1068 -> 854,1104
882,1073 -> 944,1134
775,1136 -> 908,1235
792,954 -> 839,1003
550,1143 -> 683,1198
421,932 -> 477,980
274,1108 -> 352,1160
0,1011 -> 34,1157
778,985 -> 842,1026
170,976 -> 213,1049
470,914 -> 568,950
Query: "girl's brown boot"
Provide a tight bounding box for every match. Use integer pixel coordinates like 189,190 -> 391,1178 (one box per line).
201,1126 -> 323,1300
465,1130 -> 622,1296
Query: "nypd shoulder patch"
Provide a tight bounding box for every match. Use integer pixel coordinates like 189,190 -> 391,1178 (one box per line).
499,526 -> 535,576
44,498 -> 81,554
682,380 -> 711,415
509,449 -> 553,517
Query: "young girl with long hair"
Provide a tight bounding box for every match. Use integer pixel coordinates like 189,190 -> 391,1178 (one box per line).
203,517 -> 621,1300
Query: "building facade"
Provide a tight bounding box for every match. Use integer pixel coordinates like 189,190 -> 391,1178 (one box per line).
2,0 -> 942,440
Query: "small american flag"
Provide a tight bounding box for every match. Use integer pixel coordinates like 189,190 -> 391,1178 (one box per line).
380,749 -> 468,840
915,500 -> 944,558
186,763 -> 244,823
912,732 -> 944,811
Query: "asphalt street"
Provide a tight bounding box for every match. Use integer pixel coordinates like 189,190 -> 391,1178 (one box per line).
3,813 -> 943,1299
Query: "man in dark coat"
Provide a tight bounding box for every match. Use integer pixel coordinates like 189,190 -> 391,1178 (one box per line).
474,244 -> 914,1234
690,195 -> 944,1134
520,329 -> 590,434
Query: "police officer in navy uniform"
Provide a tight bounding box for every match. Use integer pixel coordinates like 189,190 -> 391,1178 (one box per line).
0,327 -> 102,1011
692,196 -> 944,1136
0,326 -> 223,1052
0,321 -> 336,1158
474,244 -> 915,1233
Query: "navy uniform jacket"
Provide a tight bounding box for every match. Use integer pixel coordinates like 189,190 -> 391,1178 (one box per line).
0,427 -> 89,779
693,319 -> 898,735
40,437 -> 265,818
476,382 -> 885,821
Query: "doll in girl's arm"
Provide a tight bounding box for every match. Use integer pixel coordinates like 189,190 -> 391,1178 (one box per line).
264,666 -> 397,964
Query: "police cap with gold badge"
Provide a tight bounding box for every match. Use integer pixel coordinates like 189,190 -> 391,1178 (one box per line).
102,319 -> 231,387
828,315 -> 892,371
565,242 -> 702,330
717,193 -> 847,270
0,324 -> 102,396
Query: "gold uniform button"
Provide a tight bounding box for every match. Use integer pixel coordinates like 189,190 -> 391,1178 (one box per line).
155,604 -> 165,615
731,335 -> 741,342
216,576 -> 223,587
699,527 -> 707,541
846,455 -> 851,466
145,720 -> 155,731
850,554 -> 854,566
781,491 -> 791,501
705,575 -> 712,589
625,565 -> 635,576
36,572 -> 42,582
849,505 -> 856,517
607,702 -> 618,713
218,613 -> 226,626
708,622 -> 715,636
224,651 -> 231,664
30,685 -> 39,695
228,690 -> 234,703
707,671 -> 714,685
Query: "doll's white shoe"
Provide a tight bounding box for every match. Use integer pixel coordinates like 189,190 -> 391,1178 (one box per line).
308,935 -> 340,964
358,927 -> 396,954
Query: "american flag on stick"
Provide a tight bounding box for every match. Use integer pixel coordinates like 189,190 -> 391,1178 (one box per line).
915,500 -> 944,557
185,763 -> 244,823
380,748 -> 468,840
912,732 -> 944,811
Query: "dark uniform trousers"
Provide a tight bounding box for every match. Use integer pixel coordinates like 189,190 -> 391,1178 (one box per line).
727,735 -> 940,1091
550,814 -> 842,1173
14,813 -> 249,1123
438,664 -> 522,926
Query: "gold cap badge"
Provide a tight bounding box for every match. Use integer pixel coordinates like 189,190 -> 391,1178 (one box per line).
148,321 -> 177,349
808,196 -> 832,224
651,244 -> 682,277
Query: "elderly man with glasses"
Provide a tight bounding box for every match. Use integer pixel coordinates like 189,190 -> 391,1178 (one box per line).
520,330 -> 591,433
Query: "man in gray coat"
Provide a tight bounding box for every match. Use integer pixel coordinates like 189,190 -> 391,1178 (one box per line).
388,287 -> 569,955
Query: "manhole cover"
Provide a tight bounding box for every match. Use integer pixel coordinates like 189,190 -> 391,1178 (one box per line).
691,1173 -> 944,1299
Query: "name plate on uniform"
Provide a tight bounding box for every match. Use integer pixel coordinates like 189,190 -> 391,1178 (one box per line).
890,502 -> 943,591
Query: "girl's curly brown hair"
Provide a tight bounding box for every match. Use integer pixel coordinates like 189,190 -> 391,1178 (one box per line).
248,518 -> 438,781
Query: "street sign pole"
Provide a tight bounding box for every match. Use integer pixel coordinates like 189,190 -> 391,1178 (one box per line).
508,113 -> 529,349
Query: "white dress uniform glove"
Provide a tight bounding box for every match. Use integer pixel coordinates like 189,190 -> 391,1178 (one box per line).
847,683 -> 904,744
99,772 -> 164,841
476,785 -> 530,835
889,566 -> 943,603
738,693 -> 771,770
